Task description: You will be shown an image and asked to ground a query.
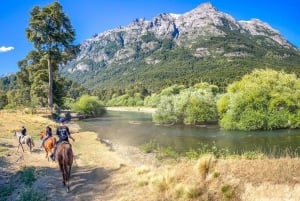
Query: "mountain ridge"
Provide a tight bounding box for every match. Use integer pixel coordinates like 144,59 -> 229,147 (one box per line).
61,2 -> 300,92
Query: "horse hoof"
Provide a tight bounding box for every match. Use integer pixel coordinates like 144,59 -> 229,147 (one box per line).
67,187 -> 70,193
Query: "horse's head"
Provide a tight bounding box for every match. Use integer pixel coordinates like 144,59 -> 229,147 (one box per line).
40,131 -> 46,139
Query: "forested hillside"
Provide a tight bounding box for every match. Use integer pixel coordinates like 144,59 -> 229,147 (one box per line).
61,3 -> 300,99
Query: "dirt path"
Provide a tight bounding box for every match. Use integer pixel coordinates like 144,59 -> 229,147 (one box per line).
2,130 -> 146,201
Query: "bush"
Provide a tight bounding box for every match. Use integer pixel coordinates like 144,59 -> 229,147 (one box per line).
19,167 -> 36,186
17,188 -> 46,201
217,69 -> 300,130
153,83 -> 219,125
71,95 -> 106,117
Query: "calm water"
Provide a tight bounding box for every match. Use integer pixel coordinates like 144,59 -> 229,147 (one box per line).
77,111 -> 300,156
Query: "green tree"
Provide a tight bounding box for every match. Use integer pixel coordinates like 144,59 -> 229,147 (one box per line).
0,90 -> 8,109
153,83 -> 219,125
26,2 -> 78,108
217,69 -> 300,130
71,95 -> 106,117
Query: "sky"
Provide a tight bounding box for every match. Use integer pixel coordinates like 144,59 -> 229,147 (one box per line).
0,0 -> 299,76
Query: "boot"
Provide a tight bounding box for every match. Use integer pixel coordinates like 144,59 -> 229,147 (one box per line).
50,145 -> 57,161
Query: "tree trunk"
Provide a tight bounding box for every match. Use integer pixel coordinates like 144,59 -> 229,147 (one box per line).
48,57 -> 53,108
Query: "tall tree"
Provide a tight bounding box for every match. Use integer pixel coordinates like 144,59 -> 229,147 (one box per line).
26,2 -> 77,108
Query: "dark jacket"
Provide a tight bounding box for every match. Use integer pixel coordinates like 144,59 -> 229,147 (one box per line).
56,125 -> 71,142
21,127 -> 27,136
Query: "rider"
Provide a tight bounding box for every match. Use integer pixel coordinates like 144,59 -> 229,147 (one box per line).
50,118 -> 75,161
21,126 -> 27,136
40,126 -> 53,148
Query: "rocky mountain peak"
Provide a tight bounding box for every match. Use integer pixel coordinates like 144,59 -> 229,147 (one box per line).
239,18 -> 292,48
66,2 -> 298,75
191,2 -> 217,13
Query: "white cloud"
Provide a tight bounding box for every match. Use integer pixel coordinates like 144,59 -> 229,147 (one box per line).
0,46 -> 15,53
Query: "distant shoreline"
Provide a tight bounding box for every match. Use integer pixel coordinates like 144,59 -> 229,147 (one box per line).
105,106 -> 156,114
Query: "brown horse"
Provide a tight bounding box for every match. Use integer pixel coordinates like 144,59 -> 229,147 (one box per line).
40,132 -> 56,160
55,142 -> 73,192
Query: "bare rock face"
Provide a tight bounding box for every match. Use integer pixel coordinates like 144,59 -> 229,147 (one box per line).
66,2 -> 296,73
239,19 -> 292,48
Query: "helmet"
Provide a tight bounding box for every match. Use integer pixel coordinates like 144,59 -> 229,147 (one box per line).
59,118 -> 66,123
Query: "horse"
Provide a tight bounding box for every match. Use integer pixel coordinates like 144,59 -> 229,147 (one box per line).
13,131 -> 35,152
40,131 -> 56,161
55,141 -> 73,192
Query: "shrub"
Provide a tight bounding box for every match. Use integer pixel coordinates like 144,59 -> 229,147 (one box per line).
0,184 -> 15,200
153,83 -> 219,125
17,188 -> 46,201
19,166 -> 36,186
71,95 -> 106,117
218,69 -> 300,130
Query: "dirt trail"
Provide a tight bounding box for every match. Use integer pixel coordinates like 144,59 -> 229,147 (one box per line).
2,130 -> 143,201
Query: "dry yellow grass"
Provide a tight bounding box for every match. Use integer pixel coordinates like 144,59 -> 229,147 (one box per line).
0,110 -> 300,201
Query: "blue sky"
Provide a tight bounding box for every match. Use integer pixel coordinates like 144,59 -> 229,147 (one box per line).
0,0 -> 299,76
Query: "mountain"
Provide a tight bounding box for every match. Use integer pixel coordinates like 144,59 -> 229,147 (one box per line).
61,2 -> 300,93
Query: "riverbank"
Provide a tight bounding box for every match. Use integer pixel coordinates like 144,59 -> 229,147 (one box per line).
106,106 -> 156,114
0,110 -> 300,200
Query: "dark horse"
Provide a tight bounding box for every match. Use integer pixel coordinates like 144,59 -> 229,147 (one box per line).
40,131 -> 56,161
55,142 -> 73,192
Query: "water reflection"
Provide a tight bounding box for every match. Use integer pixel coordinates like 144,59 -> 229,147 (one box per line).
77,111 -> 300,155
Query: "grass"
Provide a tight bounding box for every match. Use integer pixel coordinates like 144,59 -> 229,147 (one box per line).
221,184 -> 234,200
19,166 -> 37,186
16,188 -> 46,201
0,184 -> 15,201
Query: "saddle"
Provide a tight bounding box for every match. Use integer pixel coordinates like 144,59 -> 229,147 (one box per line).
58,141 -> 72,147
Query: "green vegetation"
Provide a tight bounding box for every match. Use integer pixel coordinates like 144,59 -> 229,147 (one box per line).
26,1 -> 78,107
17,167 -> 46,201
0,166 -> 43,201
19,166 -> 36,186
153,83 -> 219,125
0,1 -> 299,134
221,184 -> 234,199
16,188 -> 46,201
0,184 -> 15,201
217,69 -> 300,130
0,2 -> 85,110
62,27 -> 300,101
185,142 -> 230,159
71,95 -> 106,117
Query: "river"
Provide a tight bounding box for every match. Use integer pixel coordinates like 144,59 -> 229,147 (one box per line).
77,110 -> 300,156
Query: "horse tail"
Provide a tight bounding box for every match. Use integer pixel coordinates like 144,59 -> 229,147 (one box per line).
59,144 -> 73,191
64,145 -> 73,179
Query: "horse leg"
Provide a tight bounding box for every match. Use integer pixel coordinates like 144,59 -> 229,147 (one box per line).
28,142 -> 32,152
45,149 -> 50,161
66,164 -> 72,192
59,162 -> 66,186
18,142 -> 25,152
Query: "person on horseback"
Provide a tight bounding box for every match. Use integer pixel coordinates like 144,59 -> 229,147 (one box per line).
40,126 -> 53,148
21,126 -> 27,136
50,118 -> 75,161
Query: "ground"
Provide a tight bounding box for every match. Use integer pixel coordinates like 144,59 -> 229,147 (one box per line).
0,110 -> 300,201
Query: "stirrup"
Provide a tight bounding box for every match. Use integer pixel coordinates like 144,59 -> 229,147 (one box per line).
50,154 -> 55,161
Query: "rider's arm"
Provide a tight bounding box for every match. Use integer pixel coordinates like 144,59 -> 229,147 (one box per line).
69,134 -> 75,142
66,126 -> 75,141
